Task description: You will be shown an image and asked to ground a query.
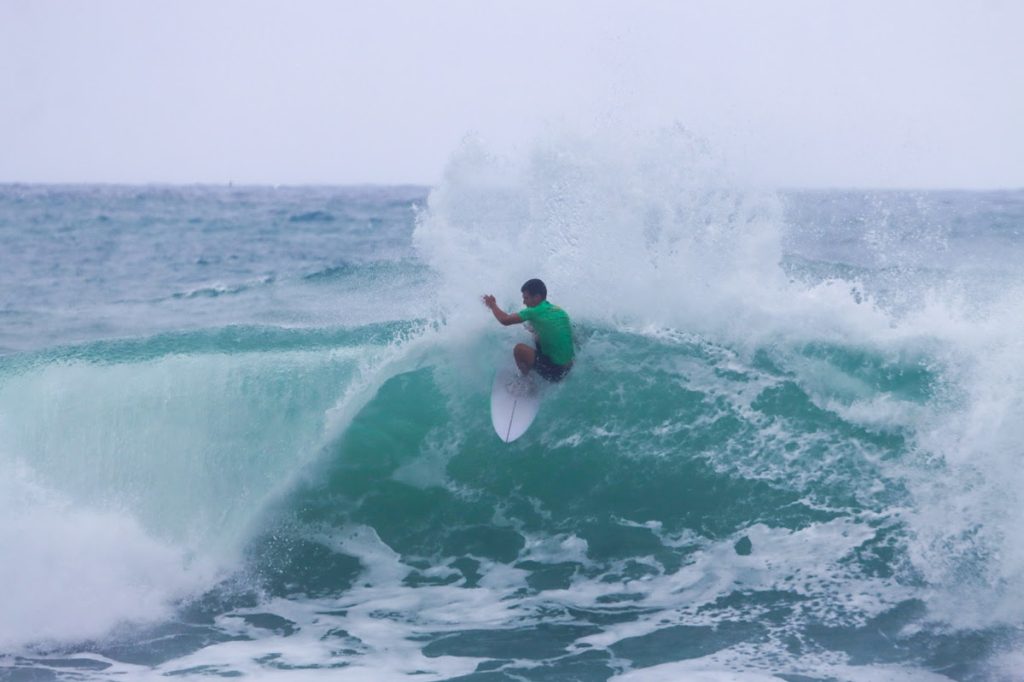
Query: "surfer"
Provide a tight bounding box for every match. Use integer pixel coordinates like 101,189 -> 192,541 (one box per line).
482,278 -> 574,382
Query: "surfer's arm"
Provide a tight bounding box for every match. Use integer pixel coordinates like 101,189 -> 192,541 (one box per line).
481,295 -> 523,326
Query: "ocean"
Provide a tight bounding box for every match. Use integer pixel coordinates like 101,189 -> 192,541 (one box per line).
2,132 -> 1023,681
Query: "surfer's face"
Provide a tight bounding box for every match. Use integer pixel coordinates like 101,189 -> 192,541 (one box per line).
522,291 -> 543,308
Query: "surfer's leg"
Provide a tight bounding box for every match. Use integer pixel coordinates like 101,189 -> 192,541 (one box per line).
514,343 -> 535,375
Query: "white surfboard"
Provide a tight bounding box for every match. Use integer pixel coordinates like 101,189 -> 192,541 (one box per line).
490,367 -> 542,442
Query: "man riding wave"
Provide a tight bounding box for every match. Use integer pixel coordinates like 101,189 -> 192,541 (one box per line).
482,278 -> 574,382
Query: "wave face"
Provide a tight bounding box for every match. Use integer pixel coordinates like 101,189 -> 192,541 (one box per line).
2,139 -> 1024,680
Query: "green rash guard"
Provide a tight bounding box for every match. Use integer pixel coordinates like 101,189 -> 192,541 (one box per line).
518,300 -> 574,366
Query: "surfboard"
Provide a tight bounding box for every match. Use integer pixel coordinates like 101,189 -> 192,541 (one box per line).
490,366 -> 542,442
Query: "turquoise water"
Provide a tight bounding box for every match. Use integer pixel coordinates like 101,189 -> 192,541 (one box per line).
2,134 -> 1024,680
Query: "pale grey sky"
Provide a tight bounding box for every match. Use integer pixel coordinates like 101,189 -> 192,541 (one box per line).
1,0 -> 1021,188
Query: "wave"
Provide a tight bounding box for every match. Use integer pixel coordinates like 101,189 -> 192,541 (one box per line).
288,210 -> 336,223
169,276 -> 275,300
301,259 -> 430,284
219,324 -> 983,679
0,323 -> 420,650
0,315 -> 925,650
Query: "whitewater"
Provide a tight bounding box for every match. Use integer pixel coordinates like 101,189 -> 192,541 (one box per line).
1,130 -> 1023,680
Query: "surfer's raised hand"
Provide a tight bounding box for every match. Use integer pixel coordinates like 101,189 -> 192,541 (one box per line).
483,295 -> 523,326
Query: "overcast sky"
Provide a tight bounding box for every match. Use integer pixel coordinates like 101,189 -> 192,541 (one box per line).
1,0 -> 1022,188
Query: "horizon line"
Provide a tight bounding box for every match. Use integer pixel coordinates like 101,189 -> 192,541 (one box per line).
1,181 -> 1021,193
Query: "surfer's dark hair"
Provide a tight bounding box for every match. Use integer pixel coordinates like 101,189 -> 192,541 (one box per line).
521,279 -> 547,299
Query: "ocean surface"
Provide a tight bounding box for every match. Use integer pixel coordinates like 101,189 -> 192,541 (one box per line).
2,134 -> 1023,681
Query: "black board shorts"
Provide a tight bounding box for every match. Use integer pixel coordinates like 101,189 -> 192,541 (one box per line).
534,343 -> 572,383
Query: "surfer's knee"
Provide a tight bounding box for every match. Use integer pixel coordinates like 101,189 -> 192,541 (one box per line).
514,343 -> 535,371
